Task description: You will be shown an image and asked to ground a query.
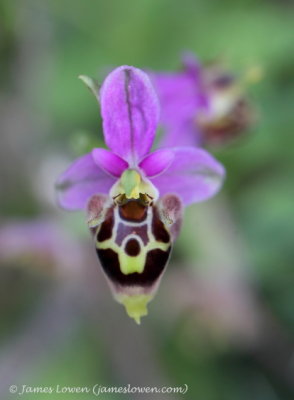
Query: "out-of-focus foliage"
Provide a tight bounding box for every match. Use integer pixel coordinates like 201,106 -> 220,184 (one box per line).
0,0 -> 294,399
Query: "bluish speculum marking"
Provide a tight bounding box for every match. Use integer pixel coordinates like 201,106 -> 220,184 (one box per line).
96,196 -> 171,280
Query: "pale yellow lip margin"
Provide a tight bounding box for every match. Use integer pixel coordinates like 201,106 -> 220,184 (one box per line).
115,293 -> 153,325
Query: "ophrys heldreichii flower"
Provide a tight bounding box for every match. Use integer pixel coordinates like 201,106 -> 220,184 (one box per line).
56,66 -> 225,323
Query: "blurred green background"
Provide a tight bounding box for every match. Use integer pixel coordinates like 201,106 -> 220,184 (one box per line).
0,0 -> 294,399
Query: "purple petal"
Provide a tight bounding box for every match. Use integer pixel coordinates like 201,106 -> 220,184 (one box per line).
55,153 -> 116,210
159,120 -> 202,148
139,149 -> 174,177
150,71 -> 198,130
92,148 -> 128,177
100,66 -> 159,164
150,147 -> 225,205
181,52 -> 202,79
149,62 -> 208,148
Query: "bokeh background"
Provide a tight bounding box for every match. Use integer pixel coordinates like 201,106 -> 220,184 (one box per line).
0,0 -> 294,399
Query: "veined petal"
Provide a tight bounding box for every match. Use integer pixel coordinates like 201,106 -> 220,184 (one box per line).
100,65 -> 159,164
92,148 -> 128,177
55,153 -> 116,210
150,147 -> 225,205
139,149 -> 174,177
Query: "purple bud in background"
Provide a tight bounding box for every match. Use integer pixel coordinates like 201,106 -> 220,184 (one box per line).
149,53 -> 256,148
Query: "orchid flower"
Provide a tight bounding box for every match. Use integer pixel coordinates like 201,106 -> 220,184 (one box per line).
56,65 -> 225,323
149,53 -> 254,148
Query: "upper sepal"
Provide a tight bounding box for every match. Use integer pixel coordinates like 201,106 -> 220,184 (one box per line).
100,66 -> 160,164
